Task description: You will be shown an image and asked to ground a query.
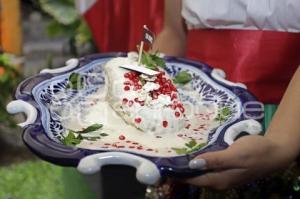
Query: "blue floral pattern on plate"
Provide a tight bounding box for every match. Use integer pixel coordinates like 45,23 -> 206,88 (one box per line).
14,53 -> 262,177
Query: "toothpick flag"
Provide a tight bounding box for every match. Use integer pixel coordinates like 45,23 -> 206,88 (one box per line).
138,25 -> 155,64
143,25 -> 155,45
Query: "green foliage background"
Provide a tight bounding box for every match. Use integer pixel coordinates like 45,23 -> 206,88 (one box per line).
0,54 -> 23,128
38,0 -> 94,56
0,161 -> 96,199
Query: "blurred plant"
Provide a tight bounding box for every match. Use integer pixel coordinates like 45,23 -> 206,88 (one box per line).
0,54 -> 23,127
37,0 -> 95,56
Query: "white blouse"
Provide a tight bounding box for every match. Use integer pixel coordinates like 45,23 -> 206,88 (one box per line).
182,0 -> 300,32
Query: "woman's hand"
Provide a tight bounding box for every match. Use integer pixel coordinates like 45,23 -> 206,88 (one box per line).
186,135 -> 294,190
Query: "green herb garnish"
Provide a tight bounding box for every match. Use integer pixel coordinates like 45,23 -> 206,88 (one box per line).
141,51 -> 166,70
61,131 -> 83,146
76,124 -> 103,134
66,72 -> 84,89
215,106 -> 232,124
173,71 -> 192,85
61,123 -> 105,146
172,139 -> 206,155
185,139 -> 197,148
100,133 -> 109,137
172,148 -> 188,155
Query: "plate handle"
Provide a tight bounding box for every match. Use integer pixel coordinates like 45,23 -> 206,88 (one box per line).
224,119 -> 262,145
77,152 -> 161,185
40,58 -> 79,74
212,69 -> 247,89
6,100 -> 38,128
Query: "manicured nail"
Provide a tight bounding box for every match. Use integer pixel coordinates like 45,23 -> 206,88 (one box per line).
189,159 -> 207,170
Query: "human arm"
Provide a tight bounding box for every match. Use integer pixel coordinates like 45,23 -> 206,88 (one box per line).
186,66 -> 300,190
152,0 -> 187,56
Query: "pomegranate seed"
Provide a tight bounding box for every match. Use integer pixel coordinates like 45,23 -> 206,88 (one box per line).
124,81 -> 131,85
146,149 -> 153,151
132,142 -> 139,145
175,112 -> 180,117
162,120 -> 168,128
137,146 -> 143,150
133,82 -> 139,86
185,124 -> 191,129
171,104 -> 177,110
128,100 -> 134,107
134,118 -> 142,123
124,73 -> 130,78
177,134 -> 183,137
171,93 -> 177,100
122,98 -> 128,104
124,86 -> 130,91
179,107 -> 185,113
119,135 -> 126,140
152,93 -> 158,99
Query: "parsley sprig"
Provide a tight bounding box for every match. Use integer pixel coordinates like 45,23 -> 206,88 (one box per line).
61,124 -> 107,146
172,139 -> 206,155
173,71 -> 192,85
66,72 -> 84,89
215,106 -> 232,124
141,51 -> 166,70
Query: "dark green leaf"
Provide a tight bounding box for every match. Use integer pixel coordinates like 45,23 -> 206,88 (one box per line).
39,0 -> 78,25
173,71 -> 192,85
215,106 -> 232,123
61,124 -> 105,145
61,131 -> 83,146
141,51 -> 166,70
172,140 -> 207,155
171,148 -> 188,155
221,106 -> 231,116
185,139 -> 197,148
188,143 -> 207,153
77,124 -> 103,134
66,72 -> 84,89
150,54 -> 166,68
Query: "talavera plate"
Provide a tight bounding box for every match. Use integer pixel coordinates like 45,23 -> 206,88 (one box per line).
7,53 -> 263,185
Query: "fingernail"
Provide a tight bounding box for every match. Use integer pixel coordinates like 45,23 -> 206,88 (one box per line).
189,159 -> 207,170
